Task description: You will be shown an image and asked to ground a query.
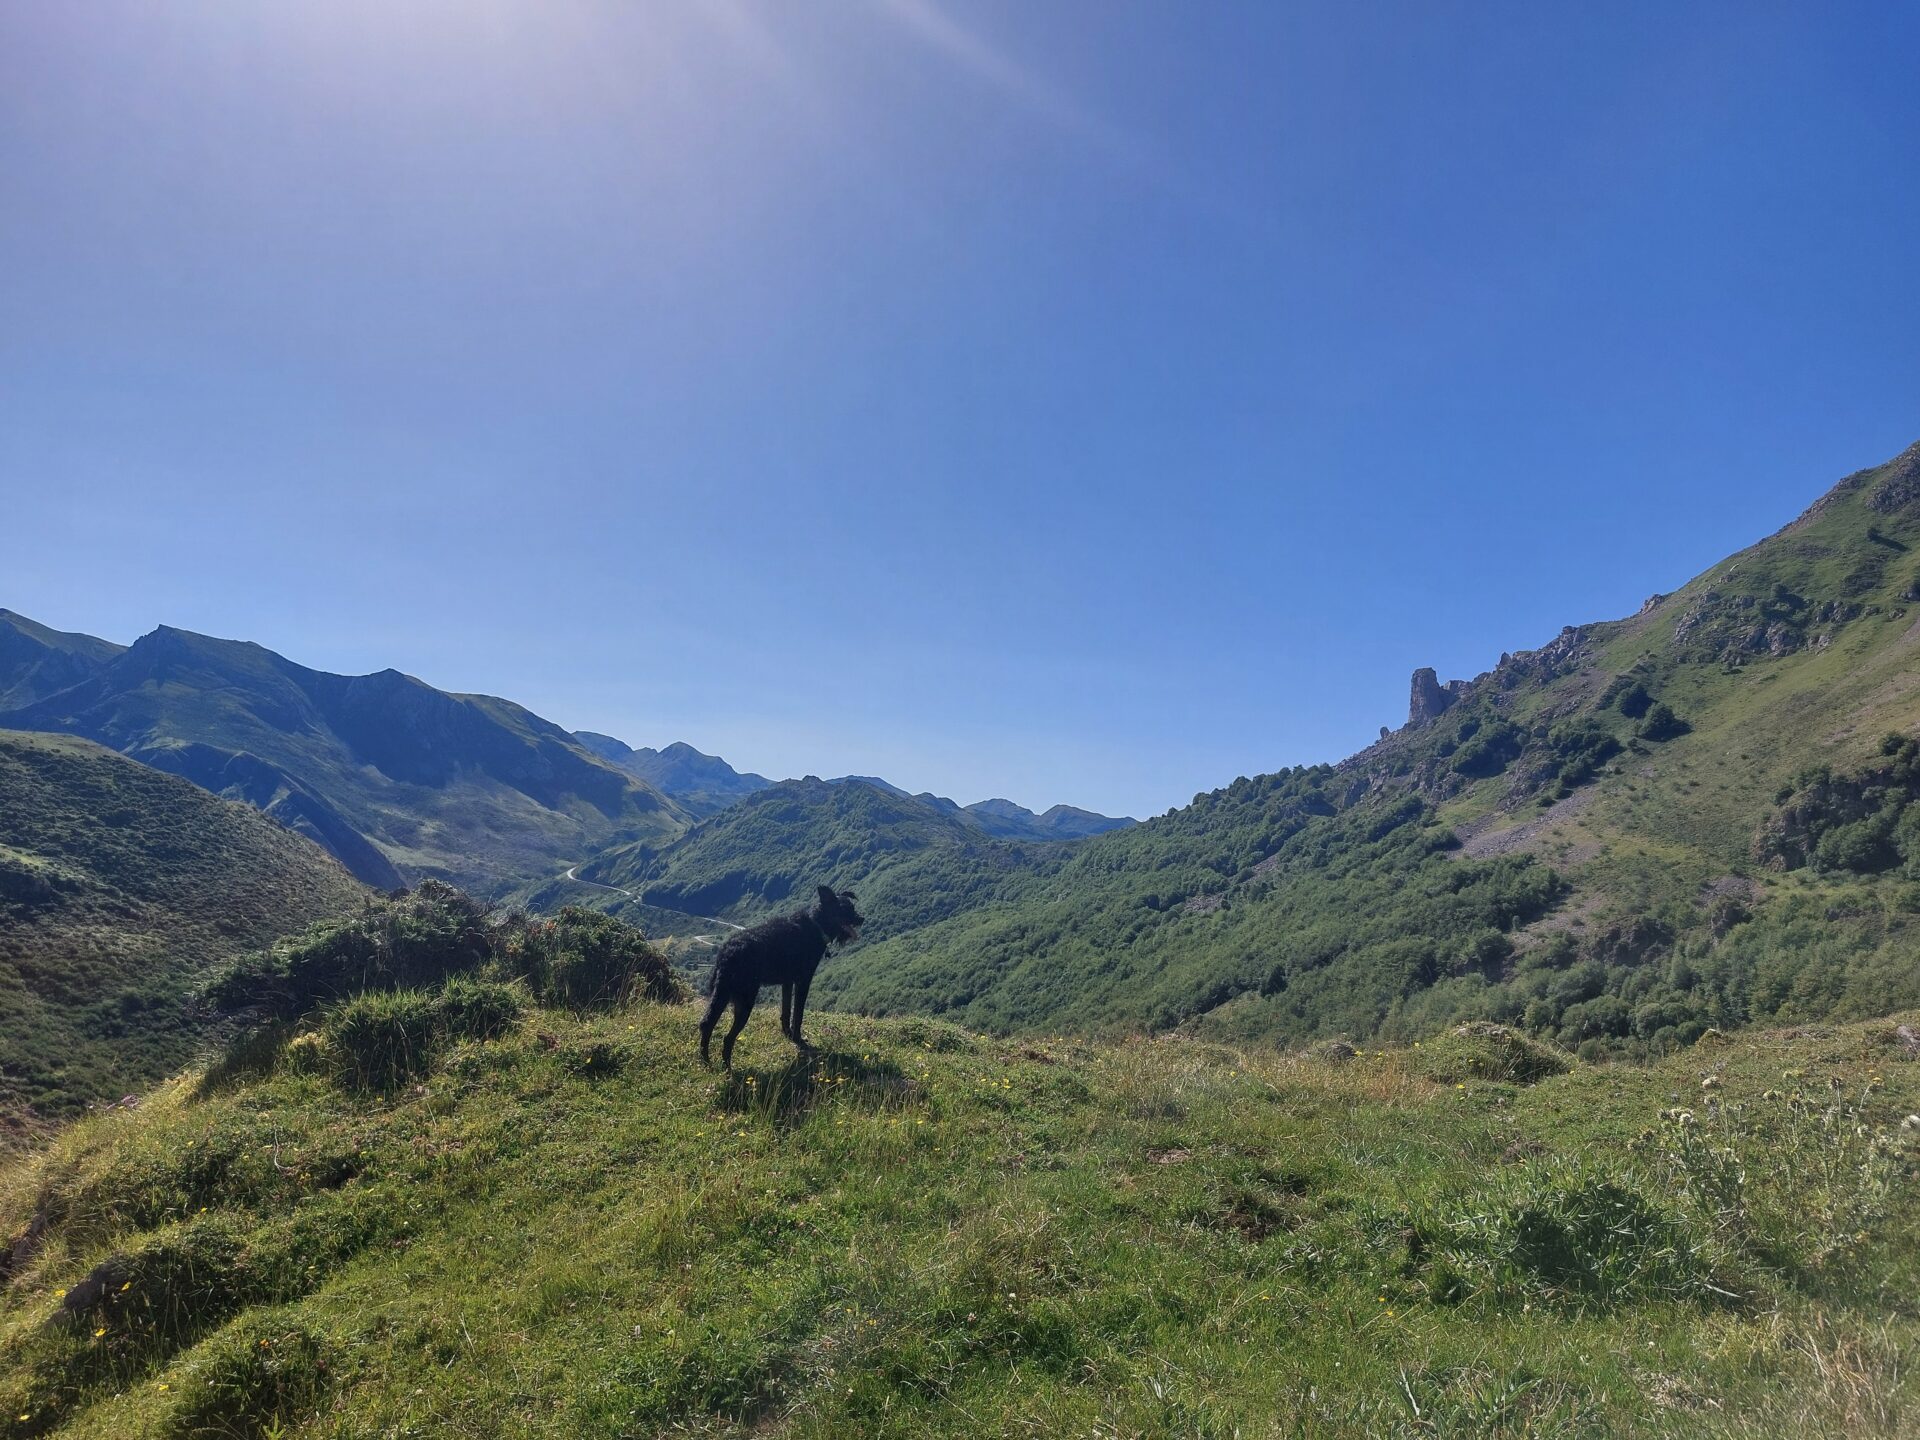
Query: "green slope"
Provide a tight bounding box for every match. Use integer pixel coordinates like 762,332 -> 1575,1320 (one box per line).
0,730 -> 365,1121
822,441 -> 1920,1053
541,778 -> 1070,948
0,622 -> 690,897
3,987 -> 1918,1437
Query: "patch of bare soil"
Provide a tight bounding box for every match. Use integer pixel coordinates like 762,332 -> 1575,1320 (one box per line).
1456,783 -> 1603,859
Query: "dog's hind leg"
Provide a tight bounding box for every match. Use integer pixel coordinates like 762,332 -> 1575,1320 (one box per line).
779,983 -> 794,1039
698,987 -> 729,1066
720,991 -> 756,1070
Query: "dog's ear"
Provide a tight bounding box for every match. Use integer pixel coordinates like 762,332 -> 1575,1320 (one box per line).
816,885 -> 836,907
839,890 -> 857,904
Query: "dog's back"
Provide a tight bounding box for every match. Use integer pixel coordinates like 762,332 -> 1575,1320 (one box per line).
708,911 -> 815,993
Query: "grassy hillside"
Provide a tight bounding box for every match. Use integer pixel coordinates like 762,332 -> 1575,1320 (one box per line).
3,980 -> 1918,1437
0,622 -> 689,897
822,442 -> 1920,1054
0,731 -> 364,1121
545,778 -> 1071,947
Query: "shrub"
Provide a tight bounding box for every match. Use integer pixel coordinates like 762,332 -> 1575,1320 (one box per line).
1637,703 -> 1690,742
1414,1023 -> 1571,1085
433,976 -> 524,1041
1613,682 -> 1654,720
208,883 -> 492,1019
1451,721 -> 1526,780
499,907 -> 681,1010
1639,1082 -> 1911,1275
321,990 -> 440,1092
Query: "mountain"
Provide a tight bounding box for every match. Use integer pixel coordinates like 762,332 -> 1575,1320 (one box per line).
551,776 -> 1071,942
0,729 -> 364,1120
574,733 -> 772,817
3,978 -> 1912,1436
0,619 -> 690,896
963,796 -> 1137,840
827,778 -> 1136,840
818,441 -> 1920,1054
0,610 -> 124,711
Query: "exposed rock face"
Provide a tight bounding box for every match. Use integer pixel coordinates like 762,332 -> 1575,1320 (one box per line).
1408,668 -> 1457,727
1869,441 -> 1920,513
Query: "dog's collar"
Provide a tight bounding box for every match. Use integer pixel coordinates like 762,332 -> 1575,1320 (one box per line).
808,914 -> 836,954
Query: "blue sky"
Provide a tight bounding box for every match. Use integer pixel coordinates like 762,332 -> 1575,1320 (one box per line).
3,2 -> 1916,818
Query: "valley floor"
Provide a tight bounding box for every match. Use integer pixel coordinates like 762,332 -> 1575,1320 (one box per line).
3,1005 -> 1918,1438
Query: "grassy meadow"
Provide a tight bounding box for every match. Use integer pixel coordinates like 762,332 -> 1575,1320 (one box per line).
2,990 -> 1917,1438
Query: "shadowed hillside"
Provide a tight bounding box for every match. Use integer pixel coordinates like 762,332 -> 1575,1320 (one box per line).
0,622 -> 690,896
0,730 -> 364,1120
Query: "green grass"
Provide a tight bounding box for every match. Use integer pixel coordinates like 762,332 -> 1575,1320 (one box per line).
3,999 -> 1918,1437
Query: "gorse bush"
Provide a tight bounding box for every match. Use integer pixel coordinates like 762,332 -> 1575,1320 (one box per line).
320,980 -> 525,1092
1637,702 -> 1690,742
207,882 -> 492,1018
431,975 -> 525,1041
321,990 -> 442,1092
201,884 -> 676,1095
497,906 -> 682,1010
1413,1022 -> 1571,1085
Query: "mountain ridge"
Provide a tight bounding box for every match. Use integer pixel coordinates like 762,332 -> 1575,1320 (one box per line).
0,620 -> 689,896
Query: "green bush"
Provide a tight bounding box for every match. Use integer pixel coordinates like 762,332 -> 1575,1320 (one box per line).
208,882 -> 491,1019
1614,681 -> 1654,720
1637,703 -> 1690,742
499,907 -> 681,1010
321,990 -> 440,1092
1451,721 -> 1527,779
432,975 -> 525,1041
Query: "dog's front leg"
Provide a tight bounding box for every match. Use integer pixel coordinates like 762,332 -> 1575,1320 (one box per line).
790,973 -> 816,1050
779,983 -> 794,1039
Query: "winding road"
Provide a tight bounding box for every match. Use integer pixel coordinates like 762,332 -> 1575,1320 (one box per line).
559,865 -> 744,944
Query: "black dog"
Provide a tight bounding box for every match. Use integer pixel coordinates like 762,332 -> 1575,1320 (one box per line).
698,886 -> 863,1067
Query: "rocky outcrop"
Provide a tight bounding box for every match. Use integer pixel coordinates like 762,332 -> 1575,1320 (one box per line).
1868,441 -> 1920,513
1407,668 -> 1463,727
